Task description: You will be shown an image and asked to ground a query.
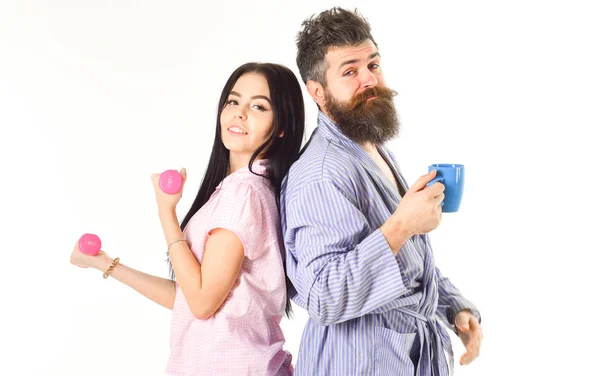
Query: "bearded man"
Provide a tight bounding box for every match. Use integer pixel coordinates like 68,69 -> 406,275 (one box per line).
280,7 -> 483,376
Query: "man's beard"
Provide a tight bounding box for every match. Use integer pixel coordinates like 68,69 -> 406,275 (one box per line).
325,86 -> 400,144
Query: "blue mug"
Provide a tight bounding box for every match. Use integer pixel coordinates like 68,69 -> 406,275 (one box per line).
427,164 -> 465,213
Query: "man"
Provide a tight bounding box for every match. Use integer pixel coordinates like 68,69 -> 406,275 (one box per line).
280,7 -> 483,375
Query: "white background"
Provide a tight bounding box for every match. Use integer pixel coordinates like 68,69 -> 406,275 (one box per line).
1,1 -> 598,375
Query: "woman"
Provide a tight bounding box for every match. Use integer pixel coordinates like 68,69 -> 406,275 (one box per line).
70,62 -> 305,375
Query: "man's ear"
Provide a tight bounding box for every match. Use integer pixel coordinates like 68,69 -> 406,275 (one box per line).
306,80 -> 326,109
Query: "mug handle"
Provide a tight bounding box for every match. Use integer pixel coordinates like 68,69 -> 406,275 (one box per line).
428,176 -> 444,185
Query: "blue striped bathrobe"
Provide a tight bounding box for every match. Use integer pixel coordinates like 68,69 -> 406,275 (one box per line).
280,112 -> 480,376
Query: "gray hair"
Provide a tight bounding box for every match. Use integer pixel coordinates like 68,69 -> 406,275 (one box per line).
295,7 -> 378,86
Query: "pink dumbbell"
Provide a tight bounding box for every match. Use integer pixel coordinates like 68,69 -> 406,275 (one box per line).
159,170 -> 183,194
78,233 -> 102,256
76,233 -> 101,268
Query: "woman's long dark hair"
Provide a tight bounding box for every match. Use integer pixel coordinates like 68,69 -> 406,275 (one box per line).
171,63 -> 304,318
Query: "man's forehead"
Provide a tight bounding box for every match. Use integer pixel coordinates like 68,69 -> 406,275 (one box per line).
325,40 -> 379,65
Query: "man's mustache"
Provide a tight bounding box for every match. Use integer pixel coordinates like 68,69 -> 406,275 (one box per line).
348,86 -> 397,110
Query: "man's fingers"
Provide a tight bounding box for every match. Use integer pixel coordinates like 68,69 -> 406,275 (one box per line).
461,325 -> 483,366
455,312 -> 471,332
461,345 -> 474,365
409,170 -> 437,193
433,193 -> 445,207
427,181 -> 445,197
461,339 -> 481,365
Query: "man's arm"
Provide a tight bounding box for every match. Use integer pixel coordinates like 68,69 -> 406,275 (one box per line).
285,179 -> 414,326
433,263 -> 483,366
434,265 -> 481,331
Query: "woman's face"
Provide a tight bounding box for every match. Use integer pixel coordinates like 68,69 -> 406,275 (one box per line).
220,73 -> 274,160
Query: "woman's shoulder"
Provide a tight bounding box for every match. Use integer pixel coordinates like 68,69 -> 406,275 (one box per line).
215,174 -> 277,220
223,171 -> 273,199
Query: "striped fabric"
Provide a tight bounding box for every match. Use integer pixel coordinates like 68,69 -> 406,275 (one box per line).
280,112 -> 480,375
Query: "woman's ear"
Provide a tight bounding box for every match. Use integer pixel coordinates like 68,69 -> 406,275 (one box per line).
278,130 -> 284,138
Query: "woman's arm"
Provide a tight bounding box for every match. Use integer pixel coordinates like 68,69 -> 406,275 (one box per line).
159,208 -> 244,320
70,248 -> 176,310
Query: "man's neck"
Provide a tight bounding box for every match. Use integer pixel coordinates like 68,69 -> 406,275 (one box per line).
360,141 -> 378,154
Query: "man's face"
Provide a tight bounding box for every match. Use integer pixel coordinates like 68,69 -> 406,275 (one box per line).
321,39 -> 399,144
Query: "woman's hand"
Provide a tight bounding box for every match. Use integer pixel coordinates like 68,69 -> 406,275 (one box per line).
151,168 -> 187,213
69,241 -> 111,270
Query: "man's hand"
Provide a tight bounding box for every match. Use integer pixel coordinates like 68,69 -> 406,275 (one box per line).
393,170 -> 445,235
455,310 -> 483,365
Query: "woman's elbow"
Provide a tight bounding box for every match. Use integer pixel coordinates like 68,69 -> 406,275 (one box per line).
191,305 -> 217,320
190,297 -> 222,320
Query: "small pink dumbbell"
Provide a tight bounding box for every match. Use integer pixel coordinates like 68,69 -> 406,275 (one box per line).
78,233 -> 102,256
159,170 -> 183,194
